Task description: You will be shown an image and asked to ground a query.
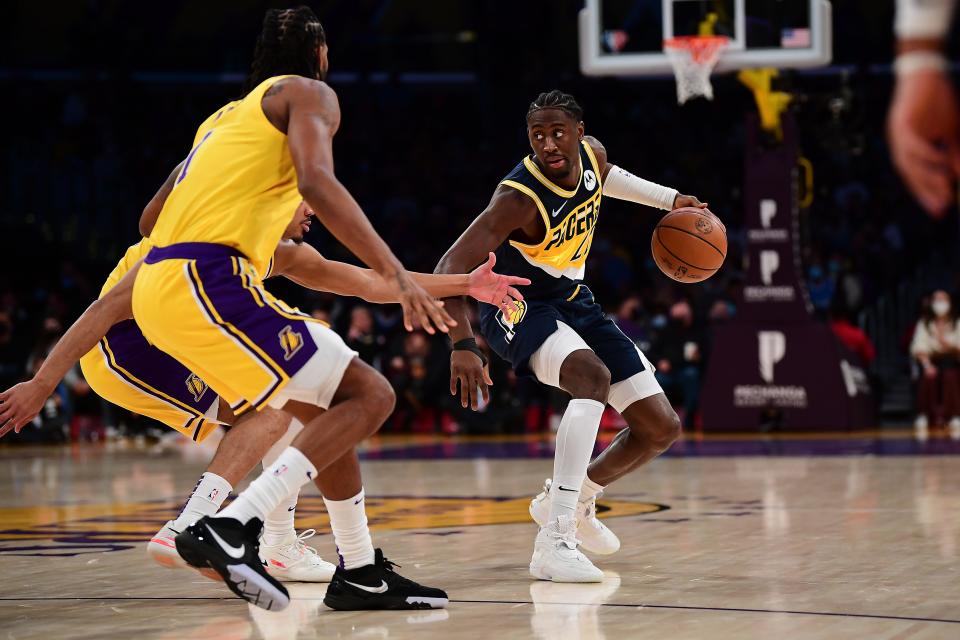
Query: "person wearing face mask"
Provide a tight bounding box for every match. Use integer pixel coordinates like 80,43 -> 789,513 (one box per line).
910,290 -> 960,440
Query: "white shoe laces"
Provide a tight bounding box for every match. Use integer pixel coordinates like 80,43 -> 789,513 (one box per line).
281,529 -> 320,567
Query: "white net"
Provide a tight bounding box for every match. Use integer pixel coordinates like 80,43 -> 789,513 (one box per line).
664,36 -> 729,105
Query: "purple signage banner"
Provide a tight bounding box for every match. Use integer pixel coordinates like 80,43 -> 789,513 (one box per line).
740,115 -> 813,323
701,323 -> 875,430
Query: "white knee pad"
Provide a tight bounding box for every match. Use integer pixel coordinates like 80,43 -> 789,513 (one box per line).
607,347 -> 663,413
529,321 -> 593,388
267,322 -> 358,411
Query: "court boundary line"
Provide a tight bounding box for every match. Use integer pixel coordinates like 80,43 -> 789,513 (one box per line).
2,597 -> 958,624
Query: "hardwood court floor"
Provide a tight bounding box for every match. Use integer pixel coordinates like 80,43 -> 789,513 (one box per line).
1,433 -> 959,639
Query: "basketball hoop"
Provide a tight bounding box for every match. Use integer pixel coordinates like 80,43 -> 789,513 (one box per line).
663,35 -> 729,104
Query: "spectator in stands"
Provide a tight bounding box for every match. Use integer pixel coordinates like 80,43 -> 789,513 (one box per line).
910,290 -> 960,440
345,305 -> 383,368
829,298 -> 876,366
651,299 -> 704,429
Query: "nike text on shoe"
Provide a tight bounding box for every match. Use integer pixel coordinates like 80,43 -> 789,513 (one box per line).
529,514 -> 604,583
259,529 -> 336,583
175,515 -> 290,611
322,549 -> 448,611
147,520 -> 185,569
529,478 -> 620,556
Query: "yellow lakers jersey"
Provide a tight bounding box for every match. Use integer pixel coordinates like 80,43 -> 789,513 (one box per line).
99,238 -> 153,298
493,140 -> 603,299
148,75 -> 303,275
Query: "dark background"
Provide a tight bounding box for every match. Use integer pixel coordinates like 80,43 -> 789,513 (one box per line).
1,1 -> 958,439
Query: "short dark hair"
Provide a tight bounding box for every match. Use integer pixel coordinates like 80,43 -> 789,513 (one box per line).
527,90 -> 584,122
243,6 -> 326,96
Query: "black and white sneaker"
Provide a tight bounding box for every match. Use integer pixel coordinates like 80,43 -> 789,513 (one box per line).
322,549 -> 448,611
175,515 -> 290,611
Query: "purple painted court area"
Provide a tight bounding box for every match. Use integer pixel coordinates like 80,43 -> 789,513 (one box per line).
359,434 -> 960,460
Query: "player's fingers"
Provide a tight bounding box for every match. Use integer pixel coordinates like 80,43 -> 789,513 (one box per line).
0,421 -> 13,439
503,276 -> 531,289
460,373 -> 470,408
480,379 -> 490,405
450,370 -> 459,396
419,297 -> 449,332
428,298 -> 456,331
414,300 -> 436,335
506,285 -> 525,301
400,300 -> 414,332
469,377 -> 481,411
483,366 -> 493,387
905,167 -> 952,215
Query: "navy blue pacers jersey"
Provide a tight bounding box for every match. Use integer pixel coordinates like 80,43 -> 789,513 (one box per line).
493,139 -> 603,302
478,140 -> 648,385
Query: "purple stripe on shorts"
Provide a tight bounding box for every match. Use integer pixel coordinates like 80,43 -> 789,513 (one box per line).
191,258 -> 318,384
145,243 -> 247,264
101,320 -> 212,414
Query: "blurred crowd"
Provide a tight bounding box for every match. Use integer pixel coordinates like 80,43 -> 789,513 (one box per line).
2,2 -> 959,442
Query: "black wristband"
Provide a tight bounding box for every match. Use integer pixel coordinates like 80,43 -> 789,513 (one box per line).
452,338 -> 488,367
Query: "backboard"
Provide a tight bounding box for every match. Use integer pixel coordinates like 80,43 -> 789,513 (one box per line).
579,0 -> 832,76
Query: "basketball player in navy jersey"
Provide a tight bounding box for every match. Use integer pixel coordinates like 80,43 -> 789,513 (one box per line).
436,91 -> 707,582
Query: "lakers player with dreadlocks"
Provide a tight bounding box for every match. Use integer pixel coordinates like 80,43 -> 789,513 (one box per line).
436,91 -> 708,582
91,6 -> 454,611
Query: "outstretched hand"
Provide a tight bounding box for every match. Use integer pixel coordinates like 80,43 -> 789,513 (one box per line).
392,270 -> 457,335
467,252 -> 531,314
0,381 -> 49,438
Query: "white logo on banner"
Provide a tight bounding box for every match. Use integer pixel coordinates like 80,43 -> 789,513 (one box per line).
760,199 -> 777,228
760,251 -> 780,285
758,331 -> 786,383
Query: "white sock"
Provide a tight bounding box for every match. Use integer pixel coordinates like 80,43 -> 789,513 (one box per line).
323,488 -> 375,569
580,475 -> 605,503
259,419 -> 305,545
548,399 -> 604,522
262,491 -> 299,546
172,472 -> 232,531
219,447 -> 316,525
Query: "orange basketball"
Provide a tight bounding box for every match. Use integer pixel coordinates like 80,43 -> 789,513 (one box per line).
651,207 -> 727,283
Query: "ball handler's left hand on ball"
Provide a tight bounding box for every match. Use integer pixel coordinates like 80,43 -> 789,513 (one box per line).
673,194 -> 708,209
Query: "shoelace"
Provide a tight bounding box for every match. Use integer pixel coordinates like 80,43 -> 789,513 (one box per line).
283,529 -> 320,567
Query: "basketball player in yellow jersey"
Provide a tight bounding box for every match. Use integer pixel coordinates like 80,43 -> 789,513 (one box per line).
436,91 -> 707,582
0,201 -> 527,585
129,7 -> 467,611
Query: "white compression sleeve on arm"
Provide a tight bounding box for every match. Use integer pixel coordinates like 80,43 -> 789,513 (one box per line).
603,165 -> 678,211
895,0 -> 956,39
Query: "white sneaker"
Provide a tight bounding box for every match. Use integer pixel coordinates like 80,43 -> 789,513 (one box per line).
259,529 -> 336,583
529,479 -> 620,555
949,417 -> 960,441
530,514 -> 604,583
914,415 -> 929,441
147,520 -> 186,569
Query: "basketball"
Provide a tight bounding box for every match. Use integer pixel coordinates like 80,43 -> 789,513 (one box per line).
651,207 -> 727,283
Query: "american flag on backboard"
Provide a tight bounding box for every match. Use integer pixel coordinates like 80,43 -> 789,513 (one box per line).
781,28 -> 811,49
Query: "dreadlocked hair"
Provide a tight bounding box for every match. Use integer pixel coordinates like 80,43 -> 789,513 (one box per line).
526,90 -> 584,122
243,6 -> 326,96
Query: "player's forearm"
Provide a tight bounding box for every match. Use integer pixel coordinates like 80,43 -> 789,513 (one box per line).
603,165 -> 678,210
365,272 -> 471,303
300,171 -> 404,278
33,298 -> 123,392
434,254 -> 477,341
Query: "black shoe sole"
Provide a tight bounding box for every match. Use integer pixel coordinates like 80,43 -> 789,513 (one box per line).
323,593 -> 448,611
175,531 -> 290,611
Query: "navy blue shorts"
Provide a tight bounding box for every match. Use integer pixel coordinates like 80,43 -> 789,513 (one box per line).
479,284 -> 645,384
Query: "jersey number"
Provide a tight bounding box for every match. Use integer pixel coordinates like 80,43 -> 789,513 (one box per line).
175,130 -> 213,185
